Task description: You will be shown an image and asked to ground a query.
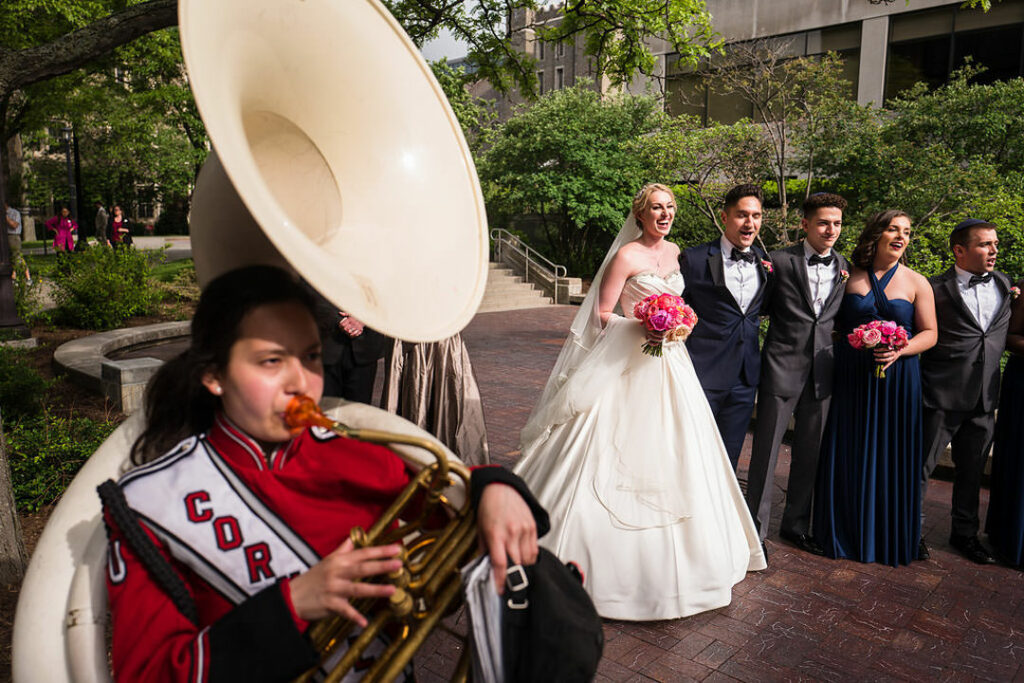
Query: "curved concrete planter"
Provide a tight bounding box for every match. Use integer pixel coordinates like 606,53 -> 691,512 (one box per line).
53,321 -> 190,414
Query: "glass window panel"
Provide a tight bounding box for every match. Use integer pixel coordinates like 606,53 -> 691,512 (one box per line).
820,23 -> 862,53
953,24 -> 1023,83
707,84 -> 754,124
885,35 -> 952,99
837,49 -> 860,100
666,73 -> 706,120
891,7 -> 955,42
955,2 -> 1024,32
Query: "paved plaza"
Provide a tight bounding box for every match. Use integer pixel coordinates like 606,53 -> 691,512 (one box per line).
415,305 -> 1024,682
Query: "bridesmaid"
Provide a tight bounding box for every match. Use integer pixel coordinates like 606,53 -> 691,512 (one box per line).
813,211 -> 937,566
985,279 -> 1024,567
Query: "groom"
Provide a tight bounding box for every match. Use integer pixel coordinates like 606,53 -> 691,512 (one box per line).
745,193 -> 849,555
680,184 -> 769,470
920,218 -> 1012,564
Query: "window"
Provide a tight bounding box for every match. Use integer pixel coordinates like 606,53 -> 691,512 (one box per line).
556,42 -> 565,59
886,5 -> 1024,99
535,40 -> 545,60
555,67 -> 564,90
537,71 -> 545,95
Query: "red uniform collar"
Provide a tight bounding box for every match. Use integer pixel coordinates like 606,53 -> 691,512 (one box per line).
205,413 -> 301,471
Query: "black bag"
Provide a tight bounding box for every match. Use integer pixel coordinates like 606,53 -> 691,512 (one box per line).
502,548 -> 603,682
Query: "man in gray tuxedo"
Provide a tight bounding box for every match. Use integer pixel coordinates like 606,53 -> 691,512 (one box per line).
745,193 -> 850,556
920,218 -> 1012,564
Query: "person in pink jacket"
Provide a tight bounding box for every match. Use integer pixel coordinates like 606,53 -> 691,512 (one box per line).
46,206 -> 78,251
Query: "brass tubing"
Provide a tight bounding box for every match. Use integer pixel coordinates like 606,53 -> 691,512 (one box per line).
419,519 -> 478,599
374,576 -> 465,682
320,608 -> 393,683
290,415 -> 477,683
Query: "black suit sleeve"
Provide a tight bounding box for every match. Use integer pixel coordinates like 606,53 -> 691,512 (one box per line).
471,466 -> 551,538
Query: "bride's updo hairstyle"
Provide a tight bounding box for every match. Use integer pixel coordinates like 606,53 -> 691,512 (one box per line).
130,265 -> 316,465
851,209 -> 911,270
631,183 -> 675,225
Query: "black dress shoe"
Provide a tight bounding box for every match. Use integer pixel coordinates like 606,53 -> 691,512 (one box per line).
949,535 -> 996,564
779,530 -> 826,556
918,538 -> 930,561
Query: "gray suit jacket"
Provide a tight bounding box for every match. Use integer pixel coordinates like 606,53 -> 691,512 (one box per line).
759,243 -> 849,399
921,267 -> 1012,413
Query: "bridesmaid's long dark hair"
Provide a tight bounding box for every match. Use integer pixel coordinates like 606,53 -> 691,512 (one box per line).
130,265 -> 316,465
850,210 -> 911,270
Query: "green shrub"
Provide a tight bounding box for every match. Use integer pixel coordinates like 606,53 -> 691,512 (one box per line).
0,346 -> 51,420
4,411 -> 119,512
13,276 -> 50,327
51,247 -> 160,329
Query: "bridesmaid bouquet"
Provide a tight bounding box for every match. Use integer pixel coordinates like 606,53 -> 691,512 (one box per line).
847,320 -> 910,379
633,293 -> 698,357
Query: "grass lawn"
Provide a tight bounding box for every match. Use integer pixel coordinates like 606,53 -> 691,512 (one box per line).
24,252 -> 192,281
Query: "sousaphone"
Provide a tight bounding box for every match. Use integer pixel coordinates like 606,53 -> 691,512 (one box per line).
12,0 -> 490,679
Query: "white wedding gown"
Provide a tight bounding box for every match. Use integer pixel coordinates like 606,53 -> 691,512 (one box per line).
514,271 -> 766,621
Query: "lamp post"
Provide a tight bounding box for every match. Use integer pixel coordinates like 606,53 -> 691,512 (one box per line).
61,126 -> 78,227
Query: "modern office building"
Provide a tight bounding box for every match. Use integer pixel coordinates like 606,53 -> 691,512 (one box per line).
493,0 -> 1024,121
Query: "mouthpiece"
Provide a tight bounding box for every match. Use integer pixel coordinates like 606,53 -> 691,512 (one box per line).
284,395 -> 335,434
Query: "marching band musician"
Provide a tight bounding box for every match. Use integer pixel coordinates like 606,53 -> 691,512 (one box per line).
100,265 -> 546,682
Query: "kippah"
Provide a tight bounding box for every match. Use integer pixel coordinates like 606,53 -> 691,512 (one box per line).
951,218 -> 996,235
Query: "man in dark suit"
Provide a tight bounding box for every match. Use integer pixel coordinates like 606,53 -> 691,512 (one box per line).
680,184 -> 769,470
745,193 -> 850,556
920,218 -> 1012,564
311,289 -> 388,403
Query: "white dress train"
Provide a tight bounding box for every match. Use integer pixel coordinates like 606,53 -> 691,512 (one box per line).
514,271 -> 766,621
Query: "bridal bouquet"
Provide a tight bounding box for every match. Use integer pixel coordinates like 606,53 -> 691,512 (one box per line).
633,293 -> 698,357
847,320 -> 910,379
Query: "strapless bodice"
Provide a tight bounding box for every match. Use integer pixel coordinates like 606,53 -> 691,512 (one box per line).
619,271 -> 685,312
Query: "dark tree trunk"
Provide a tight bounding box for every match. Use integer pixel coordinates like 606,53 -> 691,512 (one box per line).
0,411 -> 27,583
0,0 -> 179,582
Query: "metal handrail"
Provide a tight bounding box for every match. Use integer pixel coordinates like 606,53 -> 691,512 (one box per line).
489,228 -> 568,304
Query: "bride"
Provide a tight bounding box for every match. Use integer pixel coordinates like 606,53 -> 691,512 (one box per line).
514,184 -> 765,621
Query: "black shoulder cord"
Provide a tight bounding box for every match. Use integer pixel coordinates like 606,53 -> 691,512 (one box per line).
97,479 -> 200,626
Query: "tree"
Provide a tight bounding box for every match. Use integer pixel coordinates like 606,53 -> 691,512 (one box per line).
431,60 -> 497,154
807,65 -> 1024,279
386,0 -> 718,97
703,42 -> 853,246
478,83 -> 667,274
640,116 -> 772,236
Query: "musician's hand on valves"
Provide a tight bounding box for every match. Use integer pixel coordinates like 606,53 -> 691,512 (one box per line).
288,539 -> 403,626
476,483 -> 538,594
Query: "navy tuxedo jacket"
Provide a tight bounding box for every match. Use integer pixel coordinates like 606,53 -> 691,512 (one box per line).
679,239 -> 769,391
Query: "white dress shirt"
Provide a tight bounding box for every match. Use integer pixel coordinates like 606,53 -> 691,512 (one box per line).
720,235 -> 761,313
954,265 -> 1003,331
803,241 -> 837,317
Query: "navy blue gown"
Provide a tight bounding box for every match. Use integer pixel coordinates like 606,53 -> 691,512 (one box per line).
985,354 -> 1024,567
814,264 -> 922,566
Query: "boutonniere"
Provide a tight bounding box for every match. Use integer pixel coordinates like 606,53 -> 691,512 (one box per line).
761,259 -> 773,274
1011,286 -> 1021,300
840,269 -> 850,283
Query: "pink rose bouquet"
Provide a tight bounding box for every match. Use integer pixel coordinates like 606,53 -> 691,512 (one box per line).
633,293 -> 698,357
847,319 -> 910,378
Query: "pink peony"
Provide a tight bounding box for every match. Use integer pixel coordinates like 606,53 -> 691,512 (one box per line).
847,332 -> 863,349
861,328 -> 883,347
879,320 -> 898,336
646,310 -> 673,331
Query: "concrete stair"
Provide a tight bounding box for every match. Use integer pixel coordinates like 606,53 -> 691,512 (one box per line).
478,263 -> 553,313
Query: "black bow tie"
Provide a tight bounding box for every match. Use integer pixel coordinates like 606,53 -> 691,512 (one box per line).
730,248 -> 756,264
968,273 -> 992,288
808,254 -> 833,266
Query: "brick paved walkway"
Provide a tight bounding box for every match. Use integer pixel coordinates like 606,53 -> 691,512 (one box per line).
416,305 -> 1024,682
